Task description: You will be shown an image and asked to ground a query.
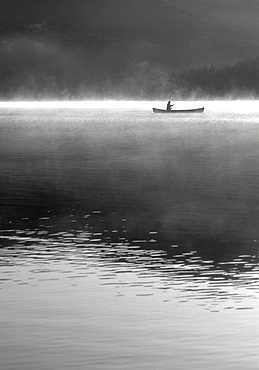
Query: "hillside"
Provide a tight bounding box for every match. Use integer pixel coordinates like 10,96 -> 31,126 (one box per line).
167,56 -> 259,99
0,0 -> 259,99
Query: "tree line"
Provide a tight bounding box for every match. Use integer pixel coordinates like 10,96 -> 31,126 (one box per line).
1,43 -> 259,100
168,57 -> 259,99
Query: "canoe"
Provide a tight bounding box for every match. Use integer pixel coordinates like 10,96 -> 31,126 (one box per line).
152,107 -> 204,113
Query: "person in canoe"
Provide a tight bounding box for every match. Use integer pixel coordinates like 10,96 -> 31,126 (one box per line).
166,101 -> 174,111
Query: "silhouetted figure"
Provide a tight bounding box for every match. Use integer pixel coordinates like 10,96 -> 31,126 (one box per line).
166,101 -> 174,110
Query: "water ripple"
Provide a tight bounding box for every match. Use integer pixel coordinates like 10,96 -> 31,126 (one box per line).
1,212 -> 259,311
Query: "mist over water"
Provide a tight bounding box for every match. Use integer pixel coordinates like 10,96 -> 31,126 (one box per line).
1,101 -> 258,256
1,101 -> 259,370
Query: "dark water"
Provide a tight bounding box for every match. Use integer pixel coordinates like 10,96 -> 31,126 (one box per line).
1,102 -> 259,369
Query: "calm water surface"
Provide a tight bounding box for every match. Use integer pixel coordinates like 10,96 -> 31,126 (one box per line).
1,101 -> 259,369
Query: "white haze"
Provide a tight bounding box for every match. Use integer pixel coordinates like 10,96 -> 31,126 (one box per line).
0,100 -> 259,114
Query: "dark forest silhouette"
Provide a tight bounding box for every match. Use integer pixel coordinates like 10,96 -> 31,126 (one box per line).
1,50 -> 259,100
168,57 -> 259,99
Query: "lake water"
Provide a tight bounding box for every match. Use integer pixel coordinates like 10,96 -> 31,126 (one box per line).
1,101 -> 259,370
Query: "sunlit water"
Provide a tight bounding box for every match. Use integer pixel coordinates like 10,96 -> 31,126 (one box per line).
1,101 -> 259,370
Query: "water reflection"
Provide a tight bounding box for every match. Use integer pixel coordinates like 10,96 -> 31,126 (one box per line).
1,211 -> 259,311
2,106 -> 259,370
